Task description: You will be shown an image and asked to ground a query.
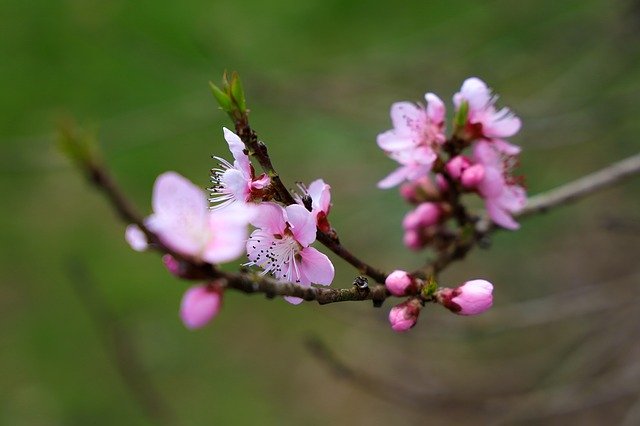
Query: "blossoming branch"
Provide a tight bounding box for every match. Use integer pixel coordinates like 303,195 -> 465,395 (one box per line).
59,72 -> 640,334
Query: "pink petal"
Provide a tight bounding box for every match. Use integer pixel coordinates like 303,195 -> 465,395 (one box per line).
492,139 -> 522,155
223,127 -> 251,172
125,224 -> 148,251
486,200 -> 520,230
307,179 -> 331,213
425,92 -> 445,125
284,296 -> 304,305
389,102 -> 426,135
457,77 -> 491,111
149,172 -> 209,256
250,202 -> 286,234
378,166 -> 411,189
180,285 -> 222,329
285,204 -> 317,247
220,168 -> 251,202
202,205 -> 254,264
377,131 -> 416,151
298,247 -> 335,285
485,112 -> 521,138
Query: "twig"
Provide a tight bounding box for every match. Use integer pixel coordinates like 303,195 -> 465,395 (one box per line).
80,141 -> 639,305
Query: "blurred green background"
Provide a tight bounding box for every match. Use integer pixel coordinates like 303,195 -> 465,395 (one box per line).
1,0 -> 640,424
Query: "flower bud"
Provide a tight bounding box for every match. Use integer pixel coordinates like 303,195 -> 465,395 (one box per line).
180,284 -> 223,329
403,203 -> 441,233
461,164 -> 485,189
445,155 -> 472,179
385,270 -> 417,296
403,230 -> 423,251
436,279 -> 493,316
388,298 -> 422,332
162,254 -> 181,276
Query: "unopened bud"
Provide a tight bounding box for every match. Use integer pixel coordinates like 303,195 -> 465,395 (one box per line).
385,270 -> 417,296
436,279 -> 493,316
162,254 -> 180,276
180,283 -> 223,329
461,164 -> 485,189
445,155 -> 472,179
388,298 -> 422,332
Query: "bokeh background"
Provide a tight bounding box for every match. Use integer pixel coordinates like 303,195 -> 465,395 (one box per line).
2,0 -> 640,424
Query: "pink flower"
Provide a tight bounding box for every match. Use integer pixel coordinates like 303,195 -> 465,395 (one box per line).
388,298 -> 422,332
126,171 -> 254,263
180,284 -> 223,329
385,270 -> 416,296
296,179 -> 332,232
437,279 -> 493,316
246,203 -> 335,305
474,141 -> 526,230
402,202 -> 441,231
209,127 -> 270,209
378,93 -> 446,188
453,77 -> 522,154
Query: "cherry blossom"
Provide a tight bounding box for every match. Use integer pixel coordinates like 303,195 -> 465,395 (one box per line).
209,127 -> 270,209
246,202 -> 334,304
453,77 -> 521,154
378,93 -> 446,188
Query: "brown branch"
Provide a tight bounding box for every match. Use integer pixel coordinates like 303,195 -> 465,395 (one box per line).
76,132 -> 639,305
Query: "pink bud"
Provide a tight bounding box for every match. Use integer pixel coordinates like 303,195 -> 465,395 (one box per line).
162,254 -> 181,276
437,279 -> 493,316
399,183 -> 418,203
461,164 -> 485,189
445,155 -> 471,179
436,174 -> 449,192
388,299 -> 421,332
180,284 -> 223,329
403,230 -> 423,251
385,270 -> 416,296
403,203 -> 440,232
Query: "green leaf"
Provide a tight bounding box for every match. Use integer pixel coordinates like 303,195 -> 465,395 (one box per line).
454,100 -> 469,129
209,82 -> 232,112
229,71 -> 246,113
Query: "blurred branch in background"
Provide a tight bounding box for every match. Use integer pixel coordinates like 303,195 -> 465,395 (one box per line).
66,261 -> 174,426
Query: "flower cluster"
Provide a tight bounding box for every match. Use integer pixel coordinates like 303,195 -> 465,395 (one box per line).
378,77 -> 527,247
126,128 -> 335,328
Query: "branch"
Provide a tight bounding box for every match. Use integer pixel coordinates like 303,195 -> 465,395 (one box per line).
517,152 -> 640,219
71,127 -> 639,305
